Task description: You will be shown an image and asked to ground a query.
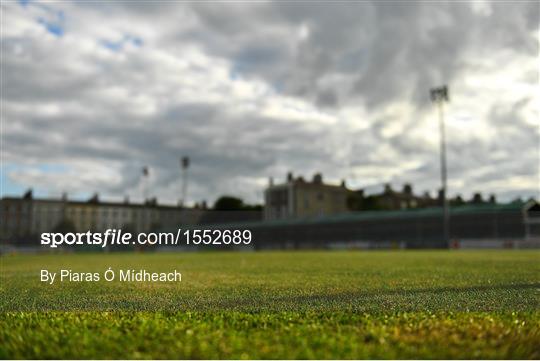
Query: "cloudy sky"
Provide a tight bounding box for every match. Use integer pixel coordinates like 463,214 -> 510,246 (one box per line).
1,0 -> 539,205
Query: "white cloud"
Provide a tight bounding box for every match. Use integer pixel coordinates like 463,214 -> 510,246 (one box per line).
1,1 -> 538,205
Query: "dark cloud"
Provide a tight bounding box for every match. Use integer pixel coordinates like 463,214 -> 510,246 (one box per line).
1,1 -> 538,204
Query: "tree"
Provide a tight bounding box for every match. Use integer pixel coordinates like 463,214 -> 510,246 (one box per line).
52,218 -> 77,234
471,192 -> 483,204
213,196 -> 245,211
451,195 -> 465,207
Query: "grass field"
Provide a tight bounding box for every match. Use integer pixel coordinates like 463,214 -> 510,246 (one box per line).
1,250 -> 539,359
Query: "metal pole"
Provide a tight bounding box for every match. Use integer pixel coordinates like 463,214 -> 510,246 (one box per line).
181,166 -> 188,207
143,177 -> 147,202
180,157 -> 189,207
142,167 -> 149,203
437,101 -> 450,246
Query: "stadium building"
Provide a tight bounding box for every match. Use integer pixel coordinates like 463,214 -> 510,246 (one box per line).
264,172 -> 349,221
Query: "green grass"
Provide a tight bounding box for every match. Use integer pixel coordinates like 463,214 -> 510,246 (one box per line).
1,250 -> 539,358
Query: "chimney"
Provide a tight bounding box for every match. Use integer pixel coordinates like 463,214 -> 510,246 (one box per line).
124,195 -> 130,204
61,192 -> 68,201
287,172 -> 293,182
313,173 -> 323,184
23,188 -> 33,200
88,193 -> 99,203
384,183 -> 392,194
269,177 -> 274,187
145,197 -> 157,206
340,179 -> 346,188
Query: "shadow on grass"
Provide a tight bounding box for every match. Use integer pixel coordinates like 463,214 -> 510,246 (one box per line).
201,282 -> 540,311
2,282 -> 538,312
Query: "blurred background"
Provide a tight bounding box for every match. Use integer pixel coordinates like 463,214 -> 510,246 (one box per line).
1,1 -> 539,250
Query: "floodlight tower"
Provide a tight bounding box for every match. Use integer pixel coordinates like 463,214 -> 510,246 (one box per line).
180,156 -> 190,207
430,85 -> 450,246
141,166 -> 149,203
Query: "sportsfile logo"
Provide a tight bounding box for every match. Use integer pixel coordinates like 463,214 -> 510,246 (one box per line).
40,229 -> 253,248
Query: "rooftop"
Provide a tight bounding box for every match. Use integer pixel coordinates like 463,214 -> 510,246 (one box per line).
198,202 -> 529,230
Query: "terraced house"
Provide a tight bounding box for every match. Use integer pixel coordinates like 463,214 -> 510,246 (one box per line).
0,190 -> 202,246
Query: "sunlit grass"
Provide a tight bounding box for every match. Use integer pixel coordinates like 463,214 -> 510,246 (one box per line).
1,250 -> 539,358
